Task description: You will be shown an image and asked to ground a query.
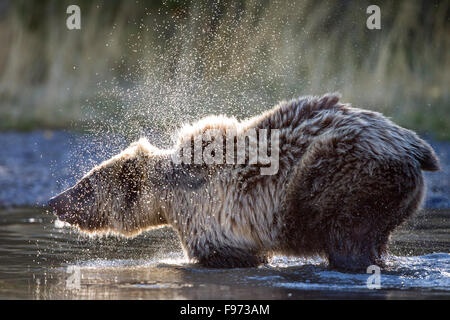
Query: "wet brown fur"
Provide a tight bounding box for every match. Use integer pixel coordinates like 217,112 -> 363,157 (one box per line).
50,93 -> 440,271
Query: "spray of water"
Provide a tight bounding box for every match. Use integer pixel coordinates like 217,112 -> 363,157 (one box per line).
49,2 -> 449,271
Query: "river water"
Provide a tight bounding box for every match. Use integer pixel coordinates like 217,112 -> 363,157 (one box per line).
0,207 -> 448,299
0,131 -> 448,299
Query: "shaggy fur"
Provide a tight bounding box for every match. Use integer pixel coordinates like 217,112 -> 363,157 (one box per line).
49,93 -> 440,271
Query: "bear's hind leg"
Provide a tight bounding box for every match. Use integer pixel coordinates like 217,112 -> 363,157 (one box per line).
325,222 -> 381,272
325,169 -> 423,272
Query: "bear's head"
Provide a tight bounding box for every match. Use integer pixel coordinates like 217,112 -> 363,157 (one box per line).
48,138 -> 170,236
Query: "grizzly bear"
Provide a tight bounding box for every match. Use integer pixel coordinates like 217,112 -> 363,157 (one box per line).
49,93 -> 440,271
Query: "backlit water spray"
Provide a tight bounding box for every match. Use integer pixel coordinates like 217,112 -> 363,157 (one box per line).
39,2 -> 449,295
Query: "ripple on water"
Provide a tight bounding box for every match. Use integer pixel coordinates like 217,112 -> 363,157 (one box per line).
0,208 -> 448,299
62,253 -> 450,293
262,253 -> 450,292
69,254 -> 187,270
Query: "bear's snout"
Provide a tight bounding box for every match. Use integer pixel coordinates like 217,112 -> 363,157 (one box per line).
48,180 -> 94,226
48,191 -> 75,222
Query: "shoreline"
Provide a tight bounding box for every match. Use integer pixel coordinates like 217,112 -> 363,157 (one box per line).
0,130 -> 449,209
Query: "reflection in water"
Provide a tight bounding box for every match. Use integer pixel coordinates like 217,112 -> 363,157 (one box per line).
0,208 -> 449,299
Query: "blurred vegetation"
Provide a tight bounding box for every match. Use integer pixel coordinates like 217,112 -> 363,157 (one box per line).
0,0 -> 448,139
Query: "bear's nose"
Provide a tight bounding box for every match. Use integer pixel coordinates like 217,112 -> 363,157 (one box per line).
48,195 -> 58,210
48,180 -> 94,223
48,192 -> 71,219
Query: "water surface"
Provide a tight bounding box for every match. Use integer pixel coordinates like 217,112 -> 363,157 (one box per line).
0,208 -> 448,299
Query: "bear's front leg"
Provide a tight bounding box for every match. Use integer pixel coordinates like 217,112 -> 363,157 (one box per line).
193,245 -> 267,268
